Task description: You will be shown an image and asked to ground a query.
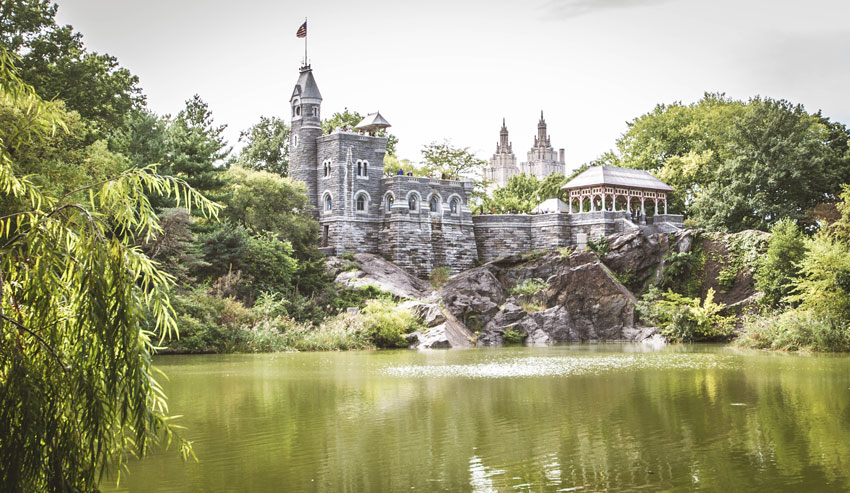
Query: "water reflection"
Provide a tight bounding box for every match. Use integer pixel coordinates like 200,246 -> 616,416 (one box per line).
104,345 -> 850,492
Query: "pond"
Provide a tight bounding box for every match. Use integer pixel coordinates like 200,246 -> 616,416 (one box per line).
104,344 -> 850,492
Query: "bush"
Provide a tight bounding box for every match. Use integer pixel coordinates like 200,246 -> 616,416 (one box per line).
168,288 -> 256,353
502,327 -> 525,344
586,236 -> 610,257
737,310 -> 850,352
659,247 -> 705,297
430,266 -> 452,288
510,278 -> 549,296
755,218 -> 807,307
361,299 -> 423,348
638,287 -> 734,342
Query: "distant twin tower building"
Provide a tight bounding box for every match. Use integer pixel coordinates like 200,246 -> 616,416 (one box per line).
484,112 -> 566,188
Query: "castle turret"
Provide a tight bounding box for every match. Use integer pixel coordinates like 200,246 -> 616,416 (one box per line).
289,64 -> 323,215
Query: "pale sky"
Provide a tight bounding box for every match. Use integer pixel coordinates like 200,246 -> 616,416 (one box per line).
55,0 -> 850,171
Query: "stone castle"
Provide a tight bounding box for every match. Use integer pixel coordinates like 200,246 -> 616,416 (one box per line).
289,64 -> 684,278
484,113 -> 566,188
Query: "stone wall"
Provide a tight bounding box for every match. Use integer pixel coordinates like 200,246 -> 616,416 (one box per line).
472,211 -> 661,263
379,176 -> 477,278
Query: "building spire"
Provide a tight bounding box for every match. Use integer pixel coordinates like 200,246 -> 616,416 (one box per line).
537,110 -> 548,146
498,118 -> 510,153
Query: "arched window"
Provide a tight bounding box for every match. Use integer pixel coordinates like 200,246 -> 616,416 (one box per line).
357,161 -> 362,176
386,196 -> 394,212
450,198 -> 459,214
409,195 -> 418,211
312,107 -> 319,117
295,106 -> 301,116
429,196 -> 438,212
363,161 -> 368,176
356,195 -> 365,211
325,195 -> 332,211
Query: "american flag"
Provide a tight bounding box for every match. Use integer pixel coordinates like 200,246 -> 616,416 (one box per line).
296,21 -> 307,38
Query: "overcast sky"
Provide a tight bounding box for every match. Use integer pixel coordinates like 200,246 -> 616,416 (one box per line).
55,0 -> 850,171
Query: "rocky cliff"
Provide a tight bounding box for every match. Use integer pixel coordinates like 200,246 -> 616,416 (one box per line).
327,228 -> 766,349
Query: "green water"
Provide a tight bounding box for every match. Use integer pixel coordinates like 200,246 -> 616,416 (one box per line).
105,344 -> 850,492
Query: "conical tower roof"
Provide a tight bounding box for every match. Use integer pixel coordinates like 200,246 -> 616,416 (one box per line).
291,65 -> 322,101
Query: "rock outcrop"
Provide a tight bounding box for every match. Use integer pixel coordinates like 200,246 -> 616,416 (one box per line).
329,228 -> 765,349
328,253 -> 435,301
437,250 -> 646,346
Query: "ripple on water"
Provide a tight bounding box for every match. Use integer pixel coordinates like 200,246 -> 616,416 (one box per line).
381,353 -> 737,379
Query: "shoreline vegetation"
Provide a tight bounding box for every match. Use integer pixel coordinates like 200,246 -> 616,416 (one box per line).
3,2 -> 850,489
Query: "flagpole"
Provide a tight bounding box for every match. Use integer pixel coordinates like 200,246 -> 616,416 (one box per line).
303,17 -> 307,66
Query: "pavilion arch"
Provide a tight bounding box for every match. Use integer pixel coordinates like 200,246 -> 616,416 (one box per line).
406,190 -> 422,213
426,192 -> 443,213
354,190 -> 371,213
446,193 -> 463,215
382,191 -> 396,213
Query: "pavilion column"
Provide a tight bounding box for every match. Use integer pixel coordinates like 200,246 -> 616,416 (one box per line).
601,194 -> 606,211
591,197 -> 596,212
641,198 -> 646,217
664,199 -> 668,215
654,199 -> 659,216
627,196 -> 631,212
568,198 -> 572,214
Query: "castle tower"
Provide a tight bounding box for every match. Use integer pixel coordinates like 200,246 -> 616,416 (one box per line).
485,118 -> 519,188
521,111 -> 566,180
289,64 -> 323,215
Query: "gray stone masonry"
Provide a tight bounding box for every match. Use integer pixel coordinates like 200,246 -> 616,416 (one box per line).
472,212 -> 684,263
287,62 -> 684,279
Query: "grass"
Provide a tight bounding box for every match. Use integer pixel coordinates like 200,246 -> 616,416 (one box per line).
736,310 -> 850,352
510,278 -> 549,296
521,301 -> 546,313
430,266 -> 452,288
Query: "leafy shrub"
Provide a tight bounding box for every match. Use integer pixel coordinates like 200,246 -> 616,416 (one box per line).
737,310 -> 850,352
787,232 -> 850,319
586,236 -> 610,257
659,248 -> 705,297
360,299 -> 423,348
755,218 -> 807,306
614,269 -> 641,292
521,249 -> 547,262
503,327 -> 525,344
341,252 -> 356,261
716,265 -> 738,290
510,278 -> 549,296
638,287 -> 734,342
430,266 -> 452,288
168,288 -> 256,352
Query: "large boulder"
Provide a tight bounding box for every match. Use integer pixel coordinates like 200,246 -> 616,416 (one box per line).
330,253 -> 434,300
440,250 -> 647,345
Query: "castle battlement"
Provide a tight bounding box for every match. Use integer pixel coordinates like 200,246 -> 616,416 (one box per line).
288,63 -> 682,279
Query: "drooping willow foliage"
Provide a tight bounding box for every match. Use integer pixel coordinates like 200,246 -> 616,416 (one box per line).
0,48 -> 219,491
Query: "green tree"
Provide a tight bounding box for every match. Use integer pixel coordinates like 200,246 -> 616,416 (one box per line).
691,98 -> 850,232
487,173 -> 541,213
166,94 -> 230,194
110,108 -> 170,171
321,108 -> 398,155
0,50 -> 217,489
220,166 -> 317,259
233,115 -> 290,176
602,93 -> 850,231
1,0 -> 143,134
420,140 -> 487,181
756,218 -> 807,307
